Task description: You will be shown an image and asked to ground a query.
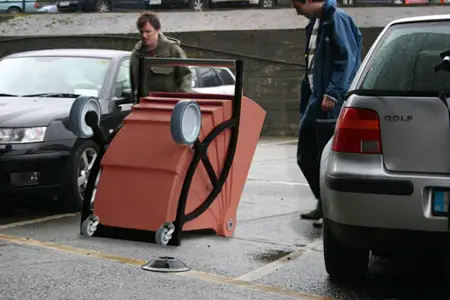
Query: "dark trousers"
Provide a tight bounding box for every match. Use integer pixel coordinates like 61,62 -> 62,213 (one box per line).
296,119 -> 336,210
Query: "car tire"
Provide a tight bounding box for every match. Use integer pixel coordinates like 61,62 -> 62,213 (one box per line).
58,139 -> 100,212
7,6 -> 21,13
323,219 -> 369,282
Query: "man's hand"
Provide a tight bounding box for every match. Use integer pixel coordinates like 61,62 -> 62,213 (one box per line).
321,96 -> 336,111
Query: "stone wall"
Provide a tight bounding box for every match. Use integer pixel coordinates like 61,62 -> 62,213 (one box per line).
0,27 -> 384,135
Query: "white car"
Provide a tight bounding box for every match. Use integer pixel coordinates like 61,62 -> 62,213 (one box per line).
319,14 -> 450,282
191,66 -> 235,95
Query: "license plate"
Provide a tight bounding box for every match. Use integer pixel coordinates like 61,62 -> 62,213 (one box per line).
432,189 -> 449,216
59,1 -> 70,6
149,0 -> 162,5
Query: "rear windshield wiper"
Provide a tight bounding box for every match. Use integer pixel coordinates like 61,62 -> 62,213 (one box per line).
0,93 -> 18,97
21,93 -> 80,98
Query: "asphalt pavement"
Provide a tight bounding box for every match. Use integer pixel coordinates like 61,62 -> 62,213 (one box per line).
0,138 -> 448,300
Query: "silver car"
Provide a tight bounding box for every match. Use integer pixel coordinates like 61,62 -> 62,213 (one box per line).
320,14 -> 450,281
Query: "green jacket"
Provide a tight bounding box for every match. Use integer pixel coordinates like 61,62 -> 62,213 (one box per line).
129,33 -> 193,102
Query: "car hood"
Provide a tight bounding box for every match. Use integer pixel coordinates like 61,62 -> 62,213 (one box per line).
0,97 -> 77,127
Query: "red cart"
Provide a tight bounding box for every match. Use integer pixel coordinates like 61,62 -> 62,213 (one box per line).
68,58 -> 266,246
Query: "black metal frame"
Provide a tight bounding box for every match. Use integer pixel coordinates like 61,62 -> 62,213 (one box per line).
80,57 -> 244,246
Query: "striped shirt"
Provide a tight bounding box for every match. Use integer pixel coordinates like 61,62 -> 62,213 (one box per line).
307,19 -> 320,90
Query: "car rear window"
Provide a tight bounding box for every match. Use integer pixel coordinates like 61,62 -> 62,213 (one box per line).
356,21 -> 450,95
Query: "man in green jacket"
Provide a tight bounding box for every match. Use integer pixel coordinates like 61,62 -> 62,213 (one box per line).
130,11 -> 193,102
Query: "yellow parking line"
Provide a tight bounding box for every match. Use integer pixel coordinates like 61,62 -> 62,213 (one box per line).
0,234 -> 332,300
0,214 -> 78,230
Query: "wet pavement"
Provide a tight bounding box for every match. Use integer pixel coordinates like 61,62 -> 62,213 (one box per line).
0,138 -> 448,299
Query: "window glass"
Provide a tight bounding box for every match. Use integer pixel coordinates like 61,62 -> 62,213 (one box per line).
0,56 -> 111,97
190,67 -> 199,88
113,58 -> 131,97
198,67 -> 221,87
216,68 -> 235,85
357,21 -> 450,94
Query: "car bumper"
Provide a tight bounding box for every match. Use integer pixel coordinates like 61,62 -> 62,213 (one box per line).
321,150 -> 450,238
325,218 -> 450,251
57,0 -> 94,11
0,141 -> 73,201
57,2 -> 79,11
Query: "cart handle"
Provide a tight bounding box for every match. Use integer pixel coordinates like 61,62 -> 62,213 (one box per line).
136,55 -> 244,139
137,57 -> 237,68
136,57 -> 244,122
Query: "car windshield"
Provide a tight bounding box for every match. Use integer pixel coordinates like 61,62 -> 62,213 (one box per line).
356,21 -> 450,95
0,56 -> 111,97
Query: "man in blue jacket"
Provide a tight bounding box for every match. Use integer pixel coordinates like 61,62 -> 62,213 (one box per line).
293,0 -> 362,224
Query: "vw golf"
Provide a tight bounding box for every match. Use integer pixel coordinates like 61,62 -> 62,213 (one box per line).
320,14 -> 450,281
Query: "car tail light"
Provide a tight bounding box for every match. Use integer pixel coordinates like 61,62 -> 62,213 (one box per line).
331,107 -> 382,154
34,2 -> 40,7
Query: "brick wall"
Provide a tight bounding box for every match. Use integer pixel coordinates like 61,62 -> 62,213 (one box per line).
0,28 -> 383,136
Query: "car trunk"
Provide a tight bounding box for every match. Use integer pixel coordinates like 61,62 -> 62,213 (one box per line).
353,21 -> 450,174
380,51 -> 450,174
378,95 -> 450,174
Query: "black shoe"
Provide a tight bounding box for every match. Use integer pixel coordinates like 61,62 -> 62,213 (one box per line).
300,208 -> 322,220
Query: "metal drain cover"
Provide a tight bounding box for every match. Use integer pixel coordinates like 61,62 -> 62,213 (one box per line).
141,256 -> 190,273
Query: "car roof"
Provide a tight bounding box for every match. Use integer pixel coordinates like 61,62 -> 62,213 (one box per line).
4,48 -> 231,70
388,14 -> 450,27
3,48 -> 131,59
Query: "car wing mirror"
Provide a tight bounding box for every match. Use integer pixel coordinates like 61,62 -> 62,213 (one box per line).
114,88 -> 133,105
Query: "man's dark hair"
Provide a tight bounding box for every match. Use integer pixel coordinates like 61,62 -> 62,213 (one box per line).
136,11 -> 161,30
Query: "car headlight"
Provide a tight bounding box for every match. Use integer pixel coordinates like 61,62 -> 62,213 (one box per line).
0,127 -> 47,144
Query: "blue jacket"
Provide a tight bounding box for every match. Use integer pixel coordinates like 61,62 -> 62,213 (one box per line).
299,0 -> 362,123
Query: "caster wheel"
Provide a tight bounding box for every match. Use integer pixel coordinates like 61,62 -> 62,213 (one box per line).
155,222 -> 175,246
81,215 -> 99,237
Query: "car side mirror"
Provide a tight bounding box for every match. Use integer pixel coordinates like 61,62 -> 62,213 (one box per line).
115,88 -> 133,105
122,88 -> 133,103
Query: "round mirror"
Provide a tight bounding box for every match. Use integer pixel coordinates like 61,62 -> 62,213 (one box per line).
69,96 -> 101,138
170,100 -> 202,145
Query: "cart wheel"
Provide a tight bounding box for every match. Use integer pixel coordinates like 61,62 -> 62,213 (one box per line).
155,222 -> 175,246
81,215 -> 99,237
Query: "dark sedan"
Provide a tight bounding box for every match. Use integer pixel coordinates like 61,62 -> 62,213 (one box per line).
0,49 -> 135,212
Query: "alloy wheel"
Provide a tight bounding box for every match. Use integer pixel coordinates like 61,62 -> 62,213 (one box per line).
262,0 -> 273,7
192,0 -> 203,10
95,0 -> 110,12
77,147 -> 98,200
